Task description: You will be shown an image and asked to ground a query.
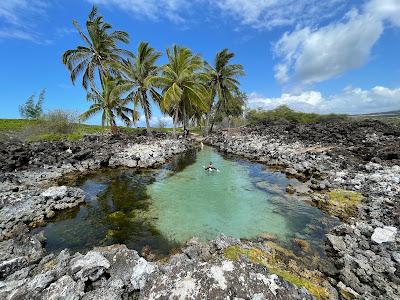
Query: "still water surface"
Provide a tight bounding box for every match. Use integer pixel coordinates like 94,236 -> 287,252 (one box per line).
37,146 -> 339,256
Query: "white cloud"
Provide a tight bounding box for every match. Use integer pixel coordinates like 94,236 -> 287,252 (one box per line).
274,64 -> 289,83
214,0 -> 348,29
0,0 -> 46,23
0,0 -> 49,42
138,115 -> 173,127
273,0 -> 400,86
366,0 -> 400,26
248,86 -> 400,115
87,0 -> 190,23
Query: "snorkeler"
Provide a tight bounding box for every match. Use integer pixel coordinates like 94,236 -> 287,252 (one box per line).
205,162 -> 217,171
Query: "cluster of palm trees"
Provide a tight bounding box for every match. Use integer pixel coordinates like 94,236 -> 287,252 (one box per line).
62,6 -> 245,137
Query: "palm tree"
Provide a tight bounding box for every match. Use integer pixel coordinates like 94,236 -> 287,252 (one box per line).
80,76 -> 137,133
153,45 -> 208,138
205,49 -> 245,133
62,6 -> 130,91
116,42 -> 161,137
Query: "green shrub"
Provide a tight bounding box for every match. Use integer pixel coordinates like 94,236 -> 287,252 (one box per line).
21,109 -> 77,140
246,105 -> 348,125
40,109 -> 77,134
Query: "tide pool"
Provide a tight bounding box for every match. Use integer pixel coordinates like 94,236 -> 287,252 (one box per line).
35,146 -> 338,256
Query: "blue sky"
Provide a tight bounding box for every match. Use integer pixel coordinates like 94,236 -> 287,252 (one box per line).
1,0 -> 399,126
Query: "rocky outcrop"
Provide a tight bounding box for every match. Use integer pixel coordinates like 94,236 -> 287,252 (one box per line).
0,236 -> 313,300
206,120 -> 400,299
0,185 -> 85,241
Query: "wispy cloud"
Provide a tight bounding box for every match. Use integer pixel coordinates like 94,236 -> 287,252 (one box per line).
248,86 -> 400,115
87,0 -> 192,24
0,0 -> 50,43
86,0 -> 350,29
214,0 -> 349,30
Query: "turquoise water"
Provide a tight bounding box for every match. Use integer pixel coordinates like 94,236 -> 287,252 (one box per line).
36,146 -> 339,256
149,148 -> 288,242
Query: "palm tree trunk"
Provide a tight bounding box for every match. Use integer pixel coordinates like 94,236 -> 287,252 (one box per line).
110,118 -> 118,135
173,108 -> 179,138
183,104 -> 187,131
209,100 -> 221,133
142,92 -> 153,137
204,111 -> 211,136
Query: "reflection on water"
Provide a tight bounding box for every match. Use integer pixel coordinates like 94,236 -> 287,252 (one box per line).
36,146 -> 339,256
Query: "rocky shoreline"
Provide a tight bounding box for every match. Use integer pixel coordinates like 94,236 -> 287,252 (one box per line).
0,120 -> 399,299
206,120 -> 400,299
0,133 -> 317,300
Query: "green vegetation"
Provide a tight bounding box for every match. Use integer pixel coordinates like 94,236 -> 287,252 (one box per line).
205,49 -> 245,133
312,189 -> 363,220
0,119 -> 39,131
224,244 -> 331,299
80,76 -> 136,133
59,6 -> 245,135
19,89 -> 45,119
325,189 -> 363,219
153,45 -> 208,138
116,42 -> 161,136
0,118 -> 178,141
247,105 -> 348,125
62,6 -> 129,91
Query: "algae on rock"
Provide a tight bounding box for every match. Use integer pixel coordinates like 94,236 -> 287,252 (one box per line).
312,189 -> 363,220
223,243 -> 332,300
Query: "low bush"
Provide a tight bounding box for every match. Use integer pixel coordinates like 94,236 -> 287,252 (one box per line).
246,105 -> 348,125
40,109 -> 77,134
21,109 -> 78,140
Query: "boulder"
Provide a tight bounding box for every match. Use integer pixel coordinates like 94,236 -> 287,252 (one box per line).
130,257 -> 157,290
371,226 -> 397,244
69,251 -> 110,281
41,186 -> 68,199
326,234 -> 347,252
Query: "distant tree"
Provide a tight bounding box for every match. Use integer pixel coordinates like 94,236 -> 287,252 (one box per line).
214,91 -> 247,126
19,89 -> 45,119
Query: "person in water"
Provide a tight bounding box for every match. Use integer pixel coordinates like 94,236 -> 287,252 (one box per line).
205,162 -> 217,171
